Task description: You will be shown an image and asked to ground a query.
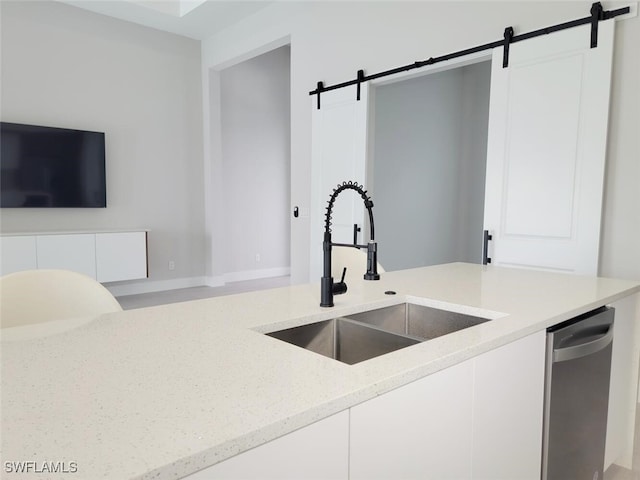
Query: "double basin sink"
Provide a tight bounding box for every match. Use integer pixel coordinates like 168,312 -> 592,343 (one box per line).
266,303 -> 490,365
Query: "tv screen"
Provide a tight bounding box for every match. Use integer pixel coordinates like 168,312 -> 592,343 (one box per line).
0,122 -> 106,208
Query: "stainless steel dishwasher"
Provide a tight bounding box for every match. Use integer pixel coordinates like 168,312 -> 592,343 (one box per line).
542,306 -> 615,480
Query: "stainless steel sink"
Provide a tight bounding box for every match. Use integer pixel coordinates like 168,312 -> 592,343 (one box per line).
267,318 -> 420,365
344,303 -> 490,340
266,303 -> 490,365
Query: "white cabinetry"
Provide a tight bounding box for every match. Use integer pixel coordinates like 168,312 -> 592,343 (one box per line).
350,360 -> 474,479
350,331 -> 546,479
181,334 -> 545,480
37,234 -> 96,278
96,232 -> 147,282
0,235 -> 37,274
605,293 -> 640,469
0,231 -> 147,282
472,330 -> 545,479
179,317 -> 638,479
184,411 -> 349,480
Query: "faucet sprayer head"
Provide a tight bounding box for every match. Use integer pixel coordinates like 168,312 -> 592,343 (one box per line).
324,181 -> 375,236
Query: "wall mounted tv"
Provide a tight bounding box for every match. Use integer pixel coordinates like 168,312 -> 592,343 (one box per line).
0,122 -> 106,208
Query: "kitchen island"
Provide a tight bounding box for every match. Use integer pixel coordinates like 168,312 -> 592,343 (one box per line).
2,263 -> 639,479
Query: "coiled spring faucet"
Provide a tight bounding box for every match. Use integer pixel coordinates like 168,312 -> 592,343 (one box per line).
321,181 -> 380,307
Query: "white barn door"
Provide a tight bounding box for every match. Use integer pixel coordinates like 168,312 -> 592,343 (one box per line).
483,20 -> 615,275
310,85 -> 368,282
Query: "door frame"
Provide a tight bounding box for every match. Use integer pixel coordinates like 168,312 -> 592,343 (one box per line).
204,38 -> 292,286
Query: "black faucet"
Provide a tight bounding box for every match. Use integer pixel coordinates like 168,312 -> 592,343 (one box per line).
320,181 -> 380,307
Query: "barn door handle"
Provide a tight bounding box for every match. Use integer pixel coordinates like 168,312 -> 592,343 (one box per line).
483,230 -> 492,265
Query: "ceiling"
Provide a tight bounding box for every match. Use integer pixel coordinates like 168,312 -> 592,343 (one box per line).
57,0 -> 274,40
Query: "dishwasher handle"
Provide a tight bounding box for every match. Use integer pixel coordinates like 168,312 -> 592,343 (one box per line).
553,324 -> 614,363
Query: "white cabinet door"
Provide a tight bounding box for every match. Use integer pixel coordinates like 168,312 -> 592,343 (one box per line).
350,333 -> 546,480
350,360 -> 474,479
605,293 -> 640,470
310,85 -> 368,282
36,234 -> 96,278
184,411 -> 349,480
96,232 -> 147,282
472,331 -> 546,479
0,236 -> 37,275
484,21 -> 615,274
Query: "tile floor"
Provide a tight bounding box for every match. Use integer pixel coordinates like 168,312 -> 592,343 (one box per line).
116,276 -> 639,478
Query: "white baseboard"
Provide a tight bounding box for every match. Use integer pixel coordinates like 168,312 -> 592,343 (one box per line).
106,276 -> 208,297
205,275 -> 225,287
223,267 -> 291,284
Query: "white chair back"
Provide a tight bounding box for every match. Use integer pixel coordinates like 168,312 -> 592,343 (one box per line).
0,269 -> 122,328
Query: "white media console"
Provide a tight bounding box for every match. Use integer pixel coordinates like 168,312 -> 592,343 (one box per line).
0,231 -> 148,283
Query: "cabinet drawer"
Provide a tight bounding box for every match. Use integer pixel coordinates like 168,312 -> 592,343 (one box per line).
96,232 -> 147,282
0,236 -> 37,275
36,234 -> 96,278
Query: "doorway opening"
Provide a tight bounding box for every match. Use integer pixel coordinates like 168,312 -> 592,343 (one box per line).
369,59 -> 491,271
216,45 -> 291,284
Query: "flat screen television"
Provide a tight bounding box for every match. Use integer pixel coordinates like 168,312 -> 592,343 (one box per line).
0,122 -> 106,208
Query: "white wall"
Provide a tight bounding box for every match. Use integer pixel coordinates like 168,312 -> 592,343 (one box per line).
459,62 -> 492,262
372,61 -> 490,271
202,1 -> 640,284
0,1 -> 205,290
373,68 -> 462,270
219,46 -> 290,281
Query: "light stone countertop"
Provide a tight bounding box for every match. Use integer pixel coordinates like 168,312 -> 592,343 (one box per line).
2,263 -> 639,479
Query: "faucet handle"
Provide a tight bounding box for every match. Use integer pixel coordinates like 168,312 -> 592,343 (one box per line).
333,267 -> 348,296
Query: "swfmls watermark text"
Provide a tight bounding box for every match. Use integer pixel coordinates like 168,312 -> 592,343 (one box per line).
4,461 -> 78,474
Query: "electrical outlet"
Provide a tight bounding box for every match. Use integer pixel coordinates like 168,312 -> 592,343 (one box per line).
168,260 -> 175,271
255,254 -> 261,263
